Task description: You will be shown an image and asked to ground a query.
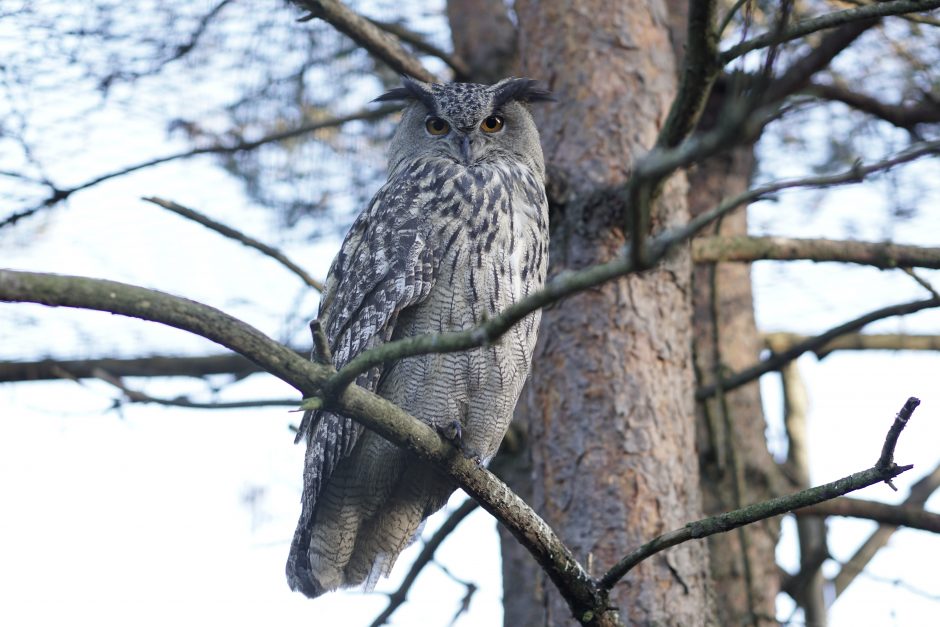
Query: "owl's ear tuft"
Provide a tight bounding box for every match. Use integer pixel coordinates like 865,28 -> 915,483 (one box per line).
491,78 -> 554,109
373,77 -> 438,113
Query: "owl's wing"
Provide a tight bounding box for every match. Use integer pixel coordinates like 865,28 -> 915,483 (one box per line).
293,185 -> 437,527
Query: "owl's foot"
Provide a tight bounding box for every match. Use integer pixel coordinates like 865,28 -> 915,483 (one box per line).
435,420 -> 483,464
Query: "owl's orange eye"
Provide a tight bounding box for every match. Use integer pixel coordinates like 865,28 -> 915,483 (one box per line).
480,115 -> 504,133
425,117 -> 450,136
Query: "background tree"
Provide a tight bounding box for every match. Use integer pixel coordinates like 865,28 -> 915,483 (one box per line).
2,1 -> 940,625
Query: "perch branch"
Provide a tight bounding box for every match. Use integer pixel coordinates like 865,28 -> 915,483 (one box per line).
0,269 -> 604,625
598,397 -> 920,589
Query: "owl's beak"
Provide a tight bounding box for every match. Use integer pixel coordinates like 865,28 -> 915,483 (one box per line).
456,133 -> 476,165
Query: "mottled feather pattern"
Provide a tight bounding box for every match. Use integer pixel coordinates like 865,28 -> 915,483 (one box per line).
287,78 -> 549,598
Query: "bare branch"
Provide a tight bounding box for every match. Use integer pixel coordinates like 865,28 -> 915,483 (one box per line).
719,0 -> 940,64
369,499 -> 479,627
692,236 -> 940,269
293,0 -> 438,82
796,497 -> 940,533
697,297 -> 940,400
598,397 -> 920,590
144,197 -> 324,291
0,105 -> 397,230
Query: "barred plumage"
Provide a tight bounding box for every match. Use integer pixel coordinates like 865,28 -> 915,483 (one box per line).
286,77 -> 551,597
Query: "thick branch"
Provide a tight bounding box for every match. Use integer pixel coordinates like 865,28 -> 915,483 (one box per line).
599,397 -> 919,589
368,19 -> 471,78
293,1 -> 438,82
796,497 -> 940,533
697,297 -> 940,400
719,0 -> 940,64
144,197 -> 323,291
692,236 -> 940,269
0,269 -> 603,624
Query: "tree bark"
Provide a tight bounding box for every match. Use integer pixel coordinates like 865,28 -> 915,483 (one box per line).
507,1 -> 711,624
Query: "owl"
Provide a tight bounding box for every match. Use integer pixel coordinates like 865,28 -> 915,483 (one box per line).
286,77 -> 551,597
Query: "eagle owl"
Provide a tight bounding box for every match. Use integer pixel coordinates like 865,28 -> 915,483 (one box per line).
286,77 -> 551,597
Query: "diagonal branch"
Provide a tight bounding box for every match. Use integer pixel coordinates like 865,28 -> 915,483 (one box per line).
598,397 -> 920,590
719,0 -> 940,64
325,140 -> 940,395
696,296 -> 940,400
368,19 -> 471,79
293,0 -> 438,82
805,82 -> 940,131
0,105 -> 397,230
144,197 -> 323,291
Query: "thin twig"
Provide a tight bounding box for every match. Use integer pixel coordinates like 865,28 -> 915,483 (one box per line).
93,368 -> 297,409
834,460 -> 940,597
369,499 -> 479,627
599,397 -> 920,590
144,197 -> 323,291
904,267 -> 940,299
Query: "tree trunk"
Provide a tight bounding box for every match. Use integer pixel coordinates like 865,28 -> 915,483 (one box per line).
504,1 -> 712,624
689,89 -> 782,626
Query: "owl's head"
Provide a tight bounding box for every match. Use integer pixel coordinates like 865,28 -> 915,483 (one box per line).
376,77 -> 552,175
